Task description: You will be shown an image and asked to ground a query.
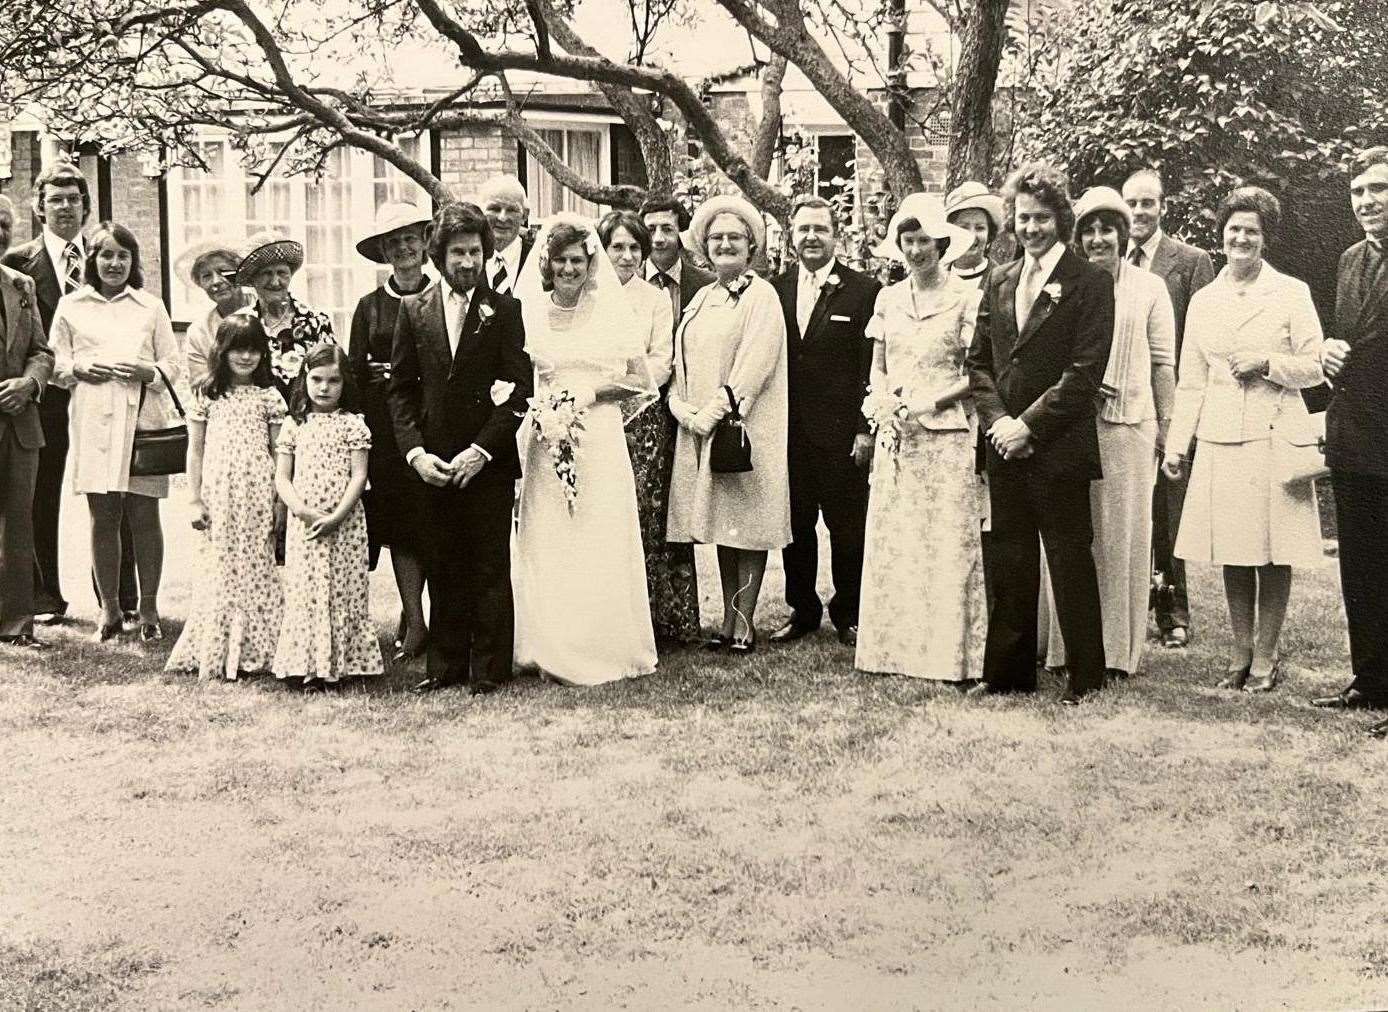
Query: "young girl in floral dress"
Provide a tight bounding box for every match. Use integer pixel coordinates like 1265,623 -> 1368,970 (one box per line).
271,343 -> 383,689
166,314 -> 286,680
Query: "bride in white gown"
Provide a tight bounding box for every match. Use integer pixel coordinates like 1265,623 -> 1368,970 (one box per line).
511,214 -> 659,685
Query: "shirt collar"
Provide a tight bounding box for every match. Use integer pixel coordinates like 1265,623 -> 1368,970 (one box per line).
445,282 -> 474,306
43,227 -> 83,268
1025,242 -> 1065,280
1137,228 -> 1163,264
495,236 -> 522,268
799,259 -> 834,289
646,257 -> 683,284
80,284 -> 138,304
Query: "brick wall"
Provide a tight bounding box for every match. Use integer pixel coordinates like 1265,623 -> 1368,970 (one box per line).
107,152 -> 164,299
438,127 -> 518,199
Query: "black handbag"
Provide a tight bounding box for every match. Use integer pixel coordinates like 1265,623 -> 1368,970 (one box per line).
129,367 -> 189,477
709,384 -> 753,474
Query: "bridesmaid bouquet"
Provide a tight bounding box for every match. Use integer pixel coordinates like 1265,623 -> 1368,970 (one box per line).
862,384 -> 910,467
527,390 -> 588,513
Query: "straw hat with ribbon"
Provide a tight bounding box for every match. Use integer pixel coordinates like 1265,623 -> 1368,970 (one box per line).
355,202 -> 433,264
234,230 -> 305,286
943,180 -> 1006,236
873,193 -> 975,267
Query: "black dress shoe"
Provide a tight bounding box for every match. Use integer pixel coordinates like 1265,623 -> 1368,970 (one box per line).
769,618 -> 818,644
35,610 -> 70,626
0,634 -> 48,651
1367,717 -> 1388,739
410,676 -> 458,694
468,680 -> 504,696
837,625 -> 858,648
704,634 -> 731,652
1310,687 -> 1385,710
1217,664 -> 1251,690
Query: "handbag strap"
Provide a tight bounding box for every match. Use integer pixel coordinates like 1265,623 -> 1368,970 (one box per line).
722,384 -> 741,419
136,366 -> 186,420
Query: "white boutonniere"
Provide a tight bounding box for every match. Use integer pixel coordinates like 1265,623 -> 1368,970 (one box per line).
477,300 -> 496,327
1042,282 -> 1064,303
489,379 -> 516,406
725,271 -> 755,300
824,273 -> 842,292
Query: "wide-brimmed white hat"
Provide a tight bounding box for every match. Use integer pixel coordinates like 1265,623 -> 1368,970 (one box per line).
874,193 -> 975,266
688,194 -> 767,255
355,202 -> 433,264
1073,186 -> 1133,229
234,230 -> 305,286
943,180 -> 1005,235
173,238 -> 240,288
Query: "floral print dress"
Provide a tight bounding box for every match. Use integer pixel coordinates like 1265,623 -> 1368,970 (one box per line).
166,385 -> 287,680
271,411 -> 384,681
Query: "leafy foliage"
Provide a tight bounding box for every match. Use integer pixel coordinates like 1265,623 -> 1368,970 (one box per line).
1019,0 -> 1388,308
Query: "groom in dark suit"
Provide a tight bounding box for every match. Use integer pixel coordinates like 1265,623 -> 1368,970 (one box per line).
770,194 -> 879,646
1310,147 -> 1388,730
966,164 -> 1114,704
389,202 -> 532,695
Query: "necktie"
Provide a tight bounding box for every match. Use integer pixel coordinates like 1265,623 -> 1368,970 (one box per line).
653,271 -> 679,327
1364,240 -> 1385,292
1017,258 -> 1043,333
651,271 -> 671,289
492,257 -> 509,294
63,241 -> 82,294
450,292 -> 468,357
1127,246 -> 1145,268
796,271 -> 819,336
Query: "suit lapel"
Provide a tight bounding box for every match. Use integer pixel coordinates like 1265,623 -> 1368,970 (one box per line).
1347,243 -> 1388,340
0,274 -> 18,352
997,258 -> 1023,352
802,262 -> 840,342
449,287 -> 483,379
776,271 -> 801,342
1150,235 -> 1177,282
30,243 -> 63,316
1013,252 -> 1071,354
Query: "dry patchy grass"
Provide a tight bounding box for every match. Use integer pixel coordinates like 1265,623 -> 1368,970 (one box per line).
2,528 -> 1386,1009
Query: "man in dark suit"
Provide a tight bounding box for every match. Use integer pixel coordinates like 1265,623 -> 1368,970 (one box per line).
965,164 -> 1115,704
479,175 -> 535,297
1122,168 -> 1215,650
768,194 -> 879,647
0,195 -> 54,649
639,194 -> 715,325
389,201 -> 532,695
1307,147 -> 1388,731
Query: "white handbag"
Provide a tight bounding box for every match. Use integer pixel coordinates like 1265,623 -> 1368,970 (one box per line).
1275,410 -> 1328,486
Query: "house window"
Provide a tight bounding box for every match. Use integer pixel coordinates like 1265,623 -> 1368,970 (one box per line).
815,133 -> 856,213
523,126 -> 607,220
166,133 -> 431,336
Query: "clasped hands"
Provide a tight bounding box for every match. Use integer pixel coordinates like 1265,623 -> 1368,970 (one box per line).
671,389 -> 732,438
412,445 -> 487,488
74,359 -> 157,385
0,377 -> 37,415
1321,339 -> 1350,380
987,415 -> 1034,461
293,504 -> 343,541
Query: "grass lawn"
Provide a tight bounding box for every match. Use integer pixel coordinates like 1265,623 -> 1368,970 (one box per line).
2,493 -> 1386,1009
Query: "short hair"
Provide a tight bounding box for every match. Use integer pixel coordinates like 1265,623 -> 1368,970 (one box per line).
478,174 -> 528,209
790,194 -> 838,232
1122,168 -> 1165,200
597,210 -> 652,261
703,208 -> 759,254
200,313 -> 273,400
288,341 -> 360,422
1002,162 -> 1076,242
1215,186 -> 1281,245
538,222 -> 594,289
83,222 -> 144,290
893,217 -> 950,260
638,193 -> 692,231
1350,146 -> 1388,178
427,201 -> 494,272
191,249 -> 238,285
1076,208 -> 1131,256
946,205 -> 998,245
33,162 -> 92,224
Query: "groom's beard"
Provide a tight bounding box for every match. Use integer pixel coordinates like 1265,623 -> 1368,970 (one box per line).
446,267 -> 481,293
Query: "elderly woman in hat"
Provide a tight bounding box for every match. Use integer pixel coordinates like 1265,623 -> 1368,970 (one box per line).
944,181 -> 1006,291
1040,186 -> 1176,682
348,202 -> 435,661
667,194 -> 789,654
178,238 -> 255,389
236,231 -> 334,397
854,195 -> 987,682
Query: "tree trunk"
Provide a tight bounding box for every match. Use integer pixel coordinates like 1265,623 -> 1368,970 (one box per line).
947,0 -> 1010,188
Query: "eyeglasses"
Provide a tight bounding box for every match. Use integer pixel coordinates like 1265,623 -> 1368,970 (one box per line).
43,194 -> 84,208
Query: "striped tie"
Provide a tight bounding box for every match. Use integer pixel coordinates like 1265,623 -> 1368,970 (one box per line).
63,241 -> 83,293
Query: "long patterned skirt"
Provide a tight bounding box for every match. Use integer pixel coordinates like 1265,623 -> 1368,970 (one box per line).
626,403 -> 701,642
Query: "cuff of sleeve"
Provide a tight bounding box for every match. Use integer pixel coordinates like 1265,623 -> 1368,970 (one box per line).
470,443 -> 492,462
405,446 -> 424,466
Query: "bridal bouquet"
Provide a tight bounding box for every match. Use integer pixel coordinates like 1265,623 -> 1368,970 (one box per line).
861,384 -> 911,467
527,390 -> 588,513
